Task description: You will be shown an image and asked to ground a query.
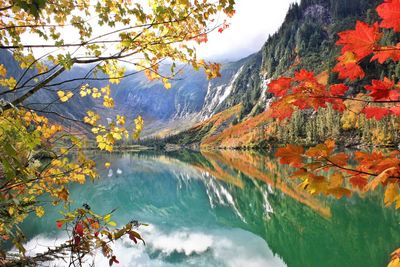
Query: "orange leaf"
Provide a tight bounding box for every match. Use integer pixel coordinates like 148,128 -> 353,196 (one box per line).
330,84 -> 349,96
371,43 -> 400,63
376,0 -> 400,32
294,69 -> 315,82
269,99 -> 295,121
328,153 -> 349,166
384,183 -> 399,207
364,78 -> 398,101
365,167 -> 397,191
268,77 -> 292,97
333,61 -> 365,81
363,106 -> 389,120
329,172 -> 344,188
327,187 -> 352,199
306,140 -> 335,159
336,21 -> 382,60
275,144 -> 305,167
350,175 -> 368,190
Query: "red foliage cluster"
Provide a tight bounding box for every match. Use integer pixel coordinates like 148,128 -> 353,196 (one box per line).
267,0 -> 400,121
333,0 -> 400,80
268,70 -> 348,120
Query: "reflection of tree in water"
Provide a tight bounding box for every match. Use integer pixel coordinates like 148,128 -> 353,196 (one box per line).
173,149 -> 400,267
265,194 -> 400,267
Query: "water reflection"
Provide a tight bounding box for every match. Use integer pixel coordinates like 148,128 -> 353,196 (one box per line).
168,149 -> 400,267
22,150 -> 400,267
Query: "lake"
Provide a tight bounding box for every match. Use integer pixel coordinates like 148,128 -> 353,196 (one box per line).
22,150 -> 400,267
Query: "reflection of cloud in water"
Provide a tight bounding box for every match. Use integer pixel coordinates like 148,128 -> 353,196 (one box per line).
19,224 -> 286,267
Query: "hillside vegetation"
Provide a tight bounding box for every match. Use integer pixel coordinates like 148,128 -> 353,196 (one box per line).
165,0 -> 400,149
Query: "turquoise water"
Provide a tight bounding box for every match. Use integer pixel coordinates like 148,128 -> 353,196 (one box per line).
22,150 -> 400,267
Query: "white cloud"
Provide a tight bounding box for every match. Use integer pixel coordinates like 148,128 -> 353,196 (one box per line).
196,0 -> 299,61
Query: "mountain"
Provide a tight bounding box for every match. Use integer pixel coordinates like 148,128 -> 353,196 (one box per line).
161,0 -> 399,148
0,0 -> 389,143
0,49 -> 247,136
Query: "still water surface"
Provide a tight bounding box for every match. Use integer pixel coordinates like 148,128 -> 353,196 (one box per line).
23,150 -> 400,267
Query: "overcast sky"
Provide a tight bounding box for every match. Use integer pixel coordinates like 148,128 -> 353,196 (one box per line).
196,0 -> 299,61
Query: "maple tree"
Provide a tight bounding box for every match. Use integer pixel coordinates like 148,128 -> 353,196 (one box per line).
0,0 -> 235,265
267,1 -> 400,266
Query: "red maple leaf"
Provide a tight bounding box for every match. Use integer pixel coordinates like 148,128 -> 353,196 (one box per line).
333,61 -> 365,81
371,43 -> 400,63
336,21 -> 382,60
268,77 -> 292,97
363,106 -> 389,120
269,98 -> 295,120
327,98 -> 346,112
294,69 -> 315,82
376,0 -> 400,32
364,77 -> 396,100
74,222 -> 84,236
330,84 -> 349,96
293,97 -> 311,110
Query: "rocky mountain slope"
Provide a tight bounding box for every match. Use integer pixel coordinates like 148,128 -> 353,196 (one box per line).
0,0 -> 385,141
161,0 -> 389,148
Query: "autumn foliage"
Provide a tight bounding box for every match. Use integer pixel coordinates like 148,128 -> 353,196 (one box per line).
0,0 -> 235,265
267,1 -> 400,265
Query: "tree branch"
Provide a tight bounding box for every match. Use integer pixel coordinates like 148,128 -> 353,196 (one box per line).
3,66 -> 67,111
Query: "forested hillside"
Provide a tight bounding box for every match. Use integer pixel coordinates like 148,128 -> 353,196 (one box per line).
164,0 -> 400,149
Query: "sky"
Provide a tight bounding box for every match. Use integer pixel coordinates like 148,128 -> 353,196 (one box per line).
197,0 -> 299,61
23,0 -> 299,63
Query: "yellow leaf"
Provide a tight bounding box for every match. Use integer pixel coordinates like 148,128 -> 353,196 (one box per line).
104,213 -> 111,222
165,82 -> 172,89
101,85 -> 110,95
388,258 -> 400,267
103,95 -> 114,108
57,90 -> 73,102
116,115 -> 125,125
105,144 -> 113,152
112,131 -> 122,140
108,221 -> 117,227
0,64 -> 6,77
98,142 -> 106,150
0,77 -> 17,89
177,0 -> 190,7
8,207 -> 15,216
329,172 -> 344,188
57,187 -> 69,201
35,206 -> 45,218
92,88 -> 101,98
384,183 -> 399,207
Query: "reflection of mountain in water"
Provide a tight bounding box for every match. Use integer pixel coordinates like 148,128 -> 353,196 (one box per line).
21,151 -> 400,267
167,150 -> 400,267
